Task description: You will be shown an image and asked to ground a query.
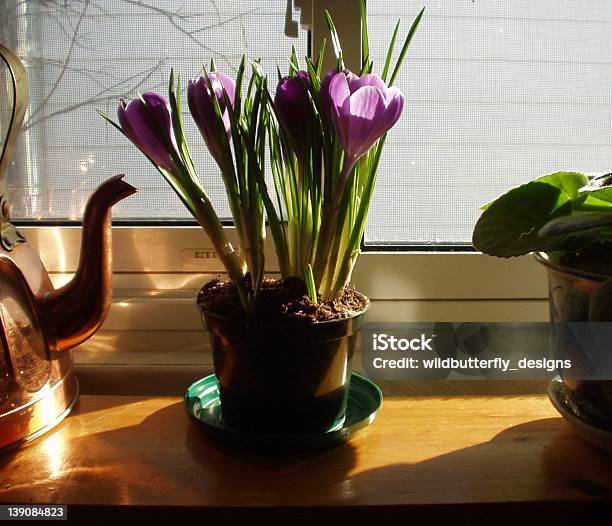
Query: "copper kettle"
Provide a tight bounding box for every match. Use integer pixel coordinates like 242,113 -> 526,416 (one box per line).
0,43 -> 136,450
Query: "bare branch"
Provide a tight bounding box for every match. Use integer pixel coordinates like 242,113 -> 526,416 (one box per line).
23,59 -> 166,131
117,0 -> 237,71
115,0 -> 192,22
188,7 -> 259,37
18,0 -> 260,130
208,0 -> 221,23
25,0 -> 90,124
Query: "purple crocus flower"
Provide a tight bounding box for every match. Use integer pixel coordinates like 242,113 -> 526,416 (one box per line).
325,70 -> 404,161
188,72 -> 235,166
274,70 -> 312,151
117,92 -> 180,172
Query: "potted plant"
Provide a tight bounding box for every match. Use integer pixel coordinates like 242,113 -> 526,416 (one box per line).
473,171 -> 612,437
100,5 -> 424,435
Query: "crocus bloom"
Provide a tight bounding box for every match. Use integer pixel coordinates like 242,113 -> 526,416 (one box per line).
325,70 -> 404,161
274,70 -> 312,151
188,72 -> 235,166
117,92 -> 180,172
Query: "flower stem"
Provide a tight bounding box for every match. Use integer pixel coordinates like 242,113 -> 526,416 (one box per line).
312,157 -> 356,293
192,191 -> 249,313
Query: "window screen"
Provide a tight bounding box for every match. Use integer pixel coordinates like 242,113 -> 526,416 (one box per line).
365,0 -> 612,246
1,0 -> 307,222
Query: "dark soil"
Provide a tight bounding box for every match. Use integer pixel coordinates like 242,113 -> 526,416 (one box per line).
197,276 -> 369,323
559,243 -> 612,278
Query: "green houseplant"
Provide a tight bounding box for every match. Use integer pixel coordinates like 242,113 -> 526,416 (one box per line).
473,171 -> 612,434
101,5 -> 424,435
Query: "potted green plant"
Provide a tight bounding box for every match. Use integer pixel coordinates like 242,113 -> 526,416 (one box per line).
100,5 -> 424,435
473,171 -> 612,439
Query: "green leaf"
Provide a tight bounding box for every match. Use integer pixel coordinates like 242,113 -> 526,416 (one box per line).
578,194 -> 612,212
360,0 -> 369,72
305,56 -> 322,93
168,72 -> 198,176
389,6 -> 424,86
583,191 -> 612,206
481,171 -> 589,211
538,213 -> 612,237
315,38 -> 326,76
290,45 -> 300,75
359,55 -> 373,76
168,68 -> 175,100
473,181 -> 573,257
304,263 -> 318,304
382,20 -> 401,83
97,109 -> 123,134
324,10 -> 344,70
233,56 -> 246,118
537,171 -> 589,202
253,157 -> 290,276
578,173 -> 612,204
580,172 -> 612,192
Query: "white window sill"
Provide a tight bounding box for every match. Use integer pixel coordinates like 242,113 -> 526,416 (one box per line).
21,225 -> 549,342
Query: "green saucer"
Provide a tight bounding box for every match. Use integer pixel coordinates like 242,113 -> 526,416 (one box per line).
184,372 -> 383,448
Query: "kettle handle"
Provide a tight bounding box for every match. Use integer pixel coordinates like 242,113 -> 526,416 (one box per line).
0,43 -> 29,191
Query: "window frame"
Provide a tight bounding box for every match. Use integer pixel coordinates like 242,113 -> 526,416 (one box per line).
21,225 -> 549,327
14,0 -> 548,327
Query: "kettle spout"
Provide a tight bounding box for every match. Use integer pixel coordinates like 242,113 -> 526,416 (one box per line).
44,174 -> 136,351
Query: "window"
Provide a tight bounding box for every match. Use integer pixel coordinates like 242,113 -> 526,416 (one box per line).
2,0 -> 307,222
6,1 -> 607,244
2,1 -> 575,324
364,0 -> 612,247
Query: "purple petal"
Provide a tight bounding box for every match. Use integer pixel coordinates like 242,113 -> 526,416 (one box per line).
368,87 -> 404,144
296,70 -> 311,85
347,73 -> 386,94
324,69 -> 405,159
275,70 -> 313,149
320,70 -> 336,100
141,92 -> 180,155
326,71 -> 352,109
188,76 -> 229,166
187,79 -> 201,123
208,74 -> 233,136
328,72 -> 352,150
320,69 -> 337,119
118,94 -> 177,171
344,85 -> 387,158
385,86 -> 402,105
188,77 -> 214,126
381,89 -> 404,132
211,71 -> 236,108
117,99 -> 134,139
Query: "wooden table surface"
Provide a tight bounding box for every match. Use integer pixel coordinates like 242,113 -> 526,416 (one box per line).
1,385 -> 612,521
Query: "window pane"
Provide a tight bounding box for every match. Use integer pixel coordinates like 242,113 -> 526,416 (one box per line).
1,0 -> 306,221
365,0 -> 612,246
